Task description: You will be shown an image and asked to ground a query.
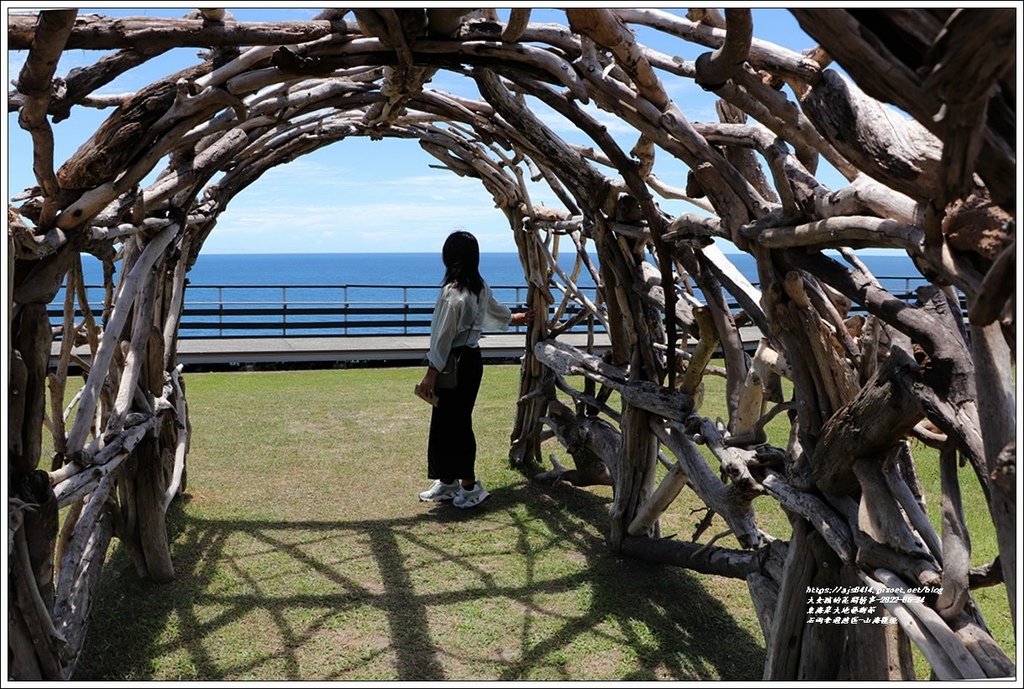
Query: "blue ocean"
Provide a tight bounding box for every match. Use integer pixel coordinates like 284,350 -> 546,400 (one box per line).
72,250 -> 924,337
80,250 -> 920,288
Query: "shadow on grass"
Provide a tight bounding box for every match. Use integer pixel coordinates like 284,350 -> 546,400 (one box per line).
74,481 -> 765,681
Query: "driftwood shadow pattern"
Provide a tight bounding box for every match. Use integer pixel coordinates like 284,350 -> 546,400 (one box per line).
6,7 -> 1017,680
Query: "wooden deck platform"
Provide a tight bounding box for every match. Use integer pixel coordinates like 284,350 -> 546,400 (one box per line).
51,332 -> 615,369
51,326 -> 768,370
173,332 -> 599,366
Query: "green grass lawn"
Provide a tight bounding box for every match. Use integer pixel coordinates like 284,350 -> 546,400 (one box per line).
69,364 -> 1015,680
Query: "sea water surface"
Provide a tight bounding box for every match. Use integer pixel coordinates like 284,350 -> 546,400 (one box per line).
73,250 -> 924,337
80,250 -> 922,288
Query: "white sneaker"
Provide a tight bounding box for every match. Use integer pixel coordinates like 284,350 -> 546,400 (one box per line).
453,481 -> 490,509
418,480 -> 459,502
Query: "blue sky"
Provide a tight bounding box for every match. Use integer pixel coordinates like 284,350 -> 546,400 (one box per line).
6,7 -> 837,254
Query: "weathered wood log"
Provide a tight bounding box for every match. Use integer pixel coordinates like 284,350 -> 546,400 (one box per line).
853,459 -> 934,564
620,534 -> 767,579
6,8 -> 1015,681
858,571 -> 962,680
920,10 -> 1016,207
969,319 -> 1017,624
801,69 -> 942,202
870,568 -> 987,679
533,339 -> 695,422
762,281 -> 827,447
638,259 -> 695,345
880,445 -> 942,563
651,420 -> 761,549
750,215 -> 927,254
8,351 -> 28,458
678,305 -> 717,407
760,469 -> 854,563
12,244 -> 77,306
10,304 -> 52,477
690,416 -> 763,503
731,340 -> 779,444
608,402 -> 658,547
813,173 -> 926,226
56,62 -> 211,191
969,240 -> 1015,327
627,461 -> 687,537
10,524 -> 65,678
692,9 -> 752,91
7,13 -> 341,52
700,241 -> 768,337
951,615 -> 1016,678
106,268 -> 158,435
135,432 -> 175,583
536,399 -> 616,487
935,443 -> 971,621
12,9 -> 77,207
53,416 -> 157,506
690,251 -> 752,423
64,223 -> 178,458
8,207 -> 68,259
52,476 -> 117,679
163,366 -> 190,509
567,9 -> 668,110
835,563 -> 915,680
746,538 -> 789,646
763,518 -> 814,679
810,336 -> 923,495
8,470 -> 63,678
796,526 -> 845,679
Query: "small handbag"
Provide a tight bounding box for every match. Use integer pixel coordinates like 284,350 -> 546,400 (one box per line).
435,350 -> 460,389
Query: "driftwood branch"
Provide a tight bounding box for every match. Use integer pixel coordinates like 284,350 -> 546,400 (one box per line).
7,8 -> 1015,681
620,534 -> 766,579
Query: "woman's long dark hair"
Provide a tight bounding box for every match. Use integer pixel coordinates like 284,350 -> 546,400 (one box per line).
441,230 -> 485,295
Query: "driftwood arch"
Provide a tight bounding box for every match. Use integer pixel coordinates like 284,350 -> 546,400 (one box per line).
6,7 -> 1017,680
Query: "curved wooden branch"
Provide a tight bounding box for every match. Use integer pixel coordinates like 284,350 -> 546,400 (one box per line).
567,8 -> 668,109
14,9 -> 78,204
6,8 -> 1015,681
761,470 -> 854,562
651,419 -> 761,549
501,8 -> 531,43
621,533 -> 767,578
811,344 -> 924,494
8,13 -> 340,51
867,568 -> 987,679
748,216 -> 926,253
969,239 -> 1015,326
693,8 -> 752,90
64,223 -> 178,457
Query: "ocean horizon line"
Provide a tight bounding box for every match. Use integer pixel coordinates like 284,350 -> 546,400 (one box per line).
189,247 -> 907,257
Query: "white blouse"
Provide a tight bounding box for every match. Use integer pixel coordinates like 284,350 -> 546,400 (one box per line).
427,281 -> 512,371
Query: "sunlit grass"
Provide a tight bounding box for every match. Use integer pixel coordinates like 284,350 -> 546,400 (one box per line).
63,363 -> 1013,680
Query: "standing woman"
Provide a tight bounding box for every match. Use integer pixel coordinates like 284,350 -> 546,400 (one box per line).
417,230 -> 533,508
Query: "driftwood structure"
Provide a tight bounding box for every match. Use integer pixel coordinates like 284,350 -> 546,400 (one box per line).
6,7 -> 1017,680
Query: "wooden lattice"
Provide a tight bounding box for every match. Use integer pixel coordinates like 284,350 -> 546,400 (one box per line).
6,8 -> 1016,680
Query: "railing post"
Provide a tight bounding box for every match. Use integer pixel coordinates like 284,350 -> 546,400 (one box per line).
78,275 -> 961,342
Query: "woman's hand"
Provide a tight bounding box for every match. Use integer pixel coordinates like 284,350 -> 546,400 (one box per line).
419,367 -> 439,397
511,307 -> 535,327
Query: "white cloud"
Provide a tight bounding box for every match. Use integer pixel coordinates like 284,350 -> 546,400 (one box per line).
204,162 -> 516,254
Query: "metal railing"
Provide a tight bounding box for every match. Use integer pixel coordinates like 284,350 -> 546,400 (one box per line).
174,284 -> 545,338
49,277 -> 946,339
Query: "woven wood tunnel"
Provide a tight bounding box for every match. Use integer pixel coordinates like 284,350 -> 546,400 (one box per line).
6,8 -> 1017,680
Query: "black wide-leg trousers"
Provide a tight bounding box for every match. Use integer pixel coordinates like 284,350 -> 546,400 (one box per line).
427,346 -> 484,481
